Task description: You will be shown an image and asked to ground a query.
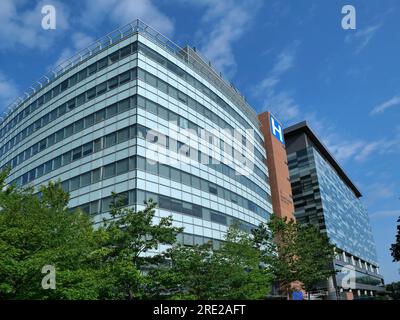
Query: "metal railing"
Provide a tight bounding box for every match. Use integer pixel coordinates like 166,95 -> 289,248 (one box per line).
0,19 -> 259,128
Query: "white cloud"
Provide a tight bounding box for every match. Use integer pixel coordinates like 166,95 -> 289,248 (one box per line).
80,0 -> 174,36
254,41 -> 300,122
193,0 -> 262,76
371,95 -> 400,115
345,24 -> 381,54
0,0 -> 70,50
0,72 -> 19,116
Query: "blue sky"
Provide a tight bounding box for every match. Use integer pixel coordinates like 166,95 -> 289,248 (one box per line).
0,0 -> 399,283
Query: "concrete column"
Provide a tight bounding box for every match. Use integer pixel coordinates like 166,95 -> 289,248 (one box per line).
351,255 -> 355,265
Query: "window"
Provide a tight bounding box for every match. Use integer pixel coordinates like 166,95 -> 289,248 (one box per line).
105,132 -> 117,148
74,119 -> 84,133
97,57 -> 108,70
102,196 -> 113,212
93,138 -> 102,152
58,104 -> 67,116
82,142 -> 93,156
47,134 -> 55,147
76,93 -> 86,106
78,69 -> 87,81
169,112 -> 178,125
84,114 -> 94,128
158,106 -> 168,120
116,158 -> 129,175
69,74 -> 77,86
50,109 -> 58,121
103,163 -> 115,179
117,127 -> 129,143
106,103 -> 118,119
137,157 -> 145,171
209,184 -> 218,195
191,176 -> 200,189
90,201 -> 99,214
120,45 -> 131,58
96,82 -> 107,95
146,73 -> 157,87
146,161 -> 158,175
109,51 -> 119,64
179,117 -> 188,129
119,71 -> 131,85
88,63 -> 97,76
108,76 -> 118,90
95,109 -> 106,123
72,147 -> 82,161
66,99 -> 76,110
36,165 -> 44,178
157,80 -> 167,93
39,139 -> 46,151
211,212 -> 227,225
44,161 -> 52,174
170,168 -> 180,182
129,156 -> 136,170
118,98 -> 130,113
70,176 -> 80,191
159,164 -> 169,179
87,88 -> 96,100
177,91 -> 187,104
168,86 -> 178,100
181,172 -> 191,185
53,156 -> 62,169
146,100 -> 157,114
80,172 -> 91,187
64,124 -> 74,138
92,168 -> 101,183
62,152 -> 71,166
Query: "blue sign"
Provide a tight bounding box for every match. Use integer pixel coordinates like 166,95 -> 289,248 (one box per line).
270,113 -> 284,144
292,291 -> 303,300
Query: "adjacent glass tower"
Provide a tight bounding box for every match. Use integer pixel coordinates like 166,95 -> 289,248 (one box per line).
284,121 -> 384,299
0,20 -> 272,250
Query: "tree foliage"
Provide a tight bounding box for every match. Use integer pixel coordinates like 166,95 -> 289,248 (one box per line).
390,216 -> 400,262
253,214 -> 335,299
149,224 -> 273,300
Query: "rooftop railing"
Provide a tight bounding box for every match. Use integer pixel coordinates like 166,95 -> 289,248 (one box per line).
0,19 -> 259,128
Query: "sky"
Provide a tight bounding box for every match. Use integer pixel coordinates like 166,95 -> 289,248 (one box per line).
0,0 -> 399,283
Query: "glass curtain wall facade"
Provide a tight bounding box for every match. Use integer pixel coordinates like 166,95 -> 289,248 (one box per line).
284,122 -> 384,299
0,20 -> 272,250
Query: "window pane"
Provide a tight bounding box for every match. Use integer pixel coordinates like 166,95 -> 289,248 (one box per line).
181,172 -> 191,185
56,129 -> 64,143
96,82 -> 107,95
120,45 -> 131,58
146,73 -> 157,87
80,172 -> 91,187
93,138 -> 102,152
116,158 -> 129,175
72,147 -> 82,161
170,168 -> 180,182
108,76 -> 118,90
64,124 -> 74,138
87,88 -> 96,100
84,114 -> 94,128
62,152 -> 71,165
82,142 -> 93,156
105,133 -> 117,148
103,163 -> 116,179
119,71 -> 131,85
118,98 -> 130,113
76,93 -> 86,107
88,63 -> 97,76
98,57 -> 108,70
74,119 -> 84,133
70,176 -> 80,191
146,160 -> 158,175
106,103 -> 118,119
95,109 -> 106,123
159,164 -> 169,179
117,127 -> 129,143
109,51 -> 119,64
92,168 -> 101,183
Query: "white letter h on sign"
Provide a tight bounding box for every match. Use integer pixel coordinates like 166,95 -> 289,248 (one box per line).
271,117 -> 283,143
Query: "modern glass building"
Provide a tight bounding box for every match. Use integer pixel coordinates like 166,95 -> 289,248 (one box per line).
284,121 -> 384,299
0,20 -> 272,250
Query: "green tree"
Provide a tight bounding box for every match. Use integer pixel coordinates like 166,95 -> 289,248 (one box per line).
95,195 -> 183,299
253,214 -> 335,299
150,224 -> 272,299
390,216 -> 400,262
295,223 -> 335,299
253,215 -> 299,299
0,170 -> 102,299
386,281 -> 400,300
